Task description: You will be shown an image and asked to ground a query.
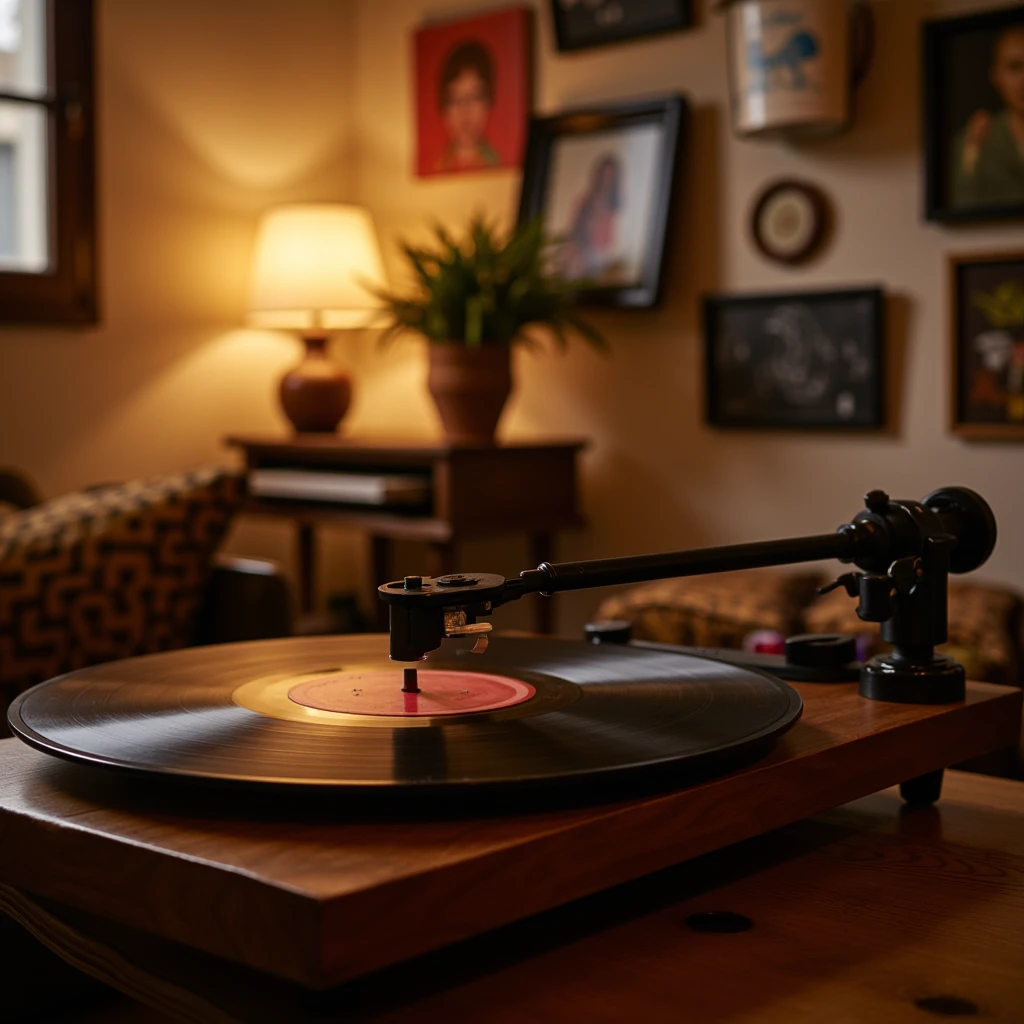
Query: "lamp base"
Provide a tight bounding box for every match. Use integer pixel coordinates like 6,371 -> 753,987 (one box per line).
279,334 -> 351,433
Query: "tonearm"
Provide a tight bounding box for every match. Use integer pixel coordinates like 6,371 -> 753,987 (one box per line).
378,486 -> 997,706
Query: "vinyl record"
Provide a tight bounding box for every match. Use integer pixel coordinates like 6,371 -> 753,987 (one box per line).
7,635 -> 802,792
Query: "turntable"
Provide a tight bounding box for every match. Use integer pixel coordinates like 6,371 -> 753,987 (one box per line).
0,485 -> 1020,1011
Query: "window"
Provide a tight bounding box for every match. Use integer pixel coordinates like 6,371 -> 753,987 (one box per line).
0,0 -> 95,324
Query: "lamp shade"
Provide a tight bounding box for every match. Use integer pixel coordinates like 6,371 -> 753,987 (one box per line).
248,204 -> 387,330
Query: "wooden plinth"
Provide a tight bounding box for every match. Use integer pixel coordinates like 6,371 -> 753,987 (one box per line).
4,770 -> 1024,1023
0,680 -> 1019,992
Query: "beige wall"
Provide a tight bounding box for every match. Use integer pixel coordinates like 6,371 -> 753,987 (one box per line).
0,0 -> 362,593
0,0 -> 1021,636
349,0 -> 1024,634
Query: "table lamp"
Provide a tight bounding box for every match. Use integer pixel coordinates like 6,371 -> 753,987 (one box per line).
248,203 -> 387,433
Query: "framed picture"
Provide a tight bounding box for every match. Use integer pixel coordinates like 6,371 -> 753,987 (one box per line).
550,0 -> 693,53
704,287 -> 885,430
949,251 -> 1024,440
517,95 -> 686,309
750,179 -> 831,266
414,7 -> 532,178
923,7 -> 1024,222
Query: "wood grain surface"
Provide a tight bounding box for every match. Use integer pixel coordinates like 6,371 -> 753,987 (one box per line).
223,435 -> 587,459
4,770 -> 1023,1023
226,436 -> 587,537
0,678 -> 1019,990
224,438 -> 586,630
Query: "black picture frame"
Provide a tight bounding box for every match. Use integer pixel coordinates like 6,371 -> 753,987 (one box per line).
704,287 -> 886,430
550,0 -> 693,53
923,6 -> 1024,224
517,94 -> 686,309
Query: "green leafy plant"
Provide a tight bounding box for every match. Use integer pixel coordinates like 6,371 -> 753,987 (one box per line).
375,216 -> 608,352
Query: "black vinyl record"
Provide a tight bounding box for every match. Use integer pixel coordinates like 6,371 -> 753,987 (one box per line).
7,635 -> 802,793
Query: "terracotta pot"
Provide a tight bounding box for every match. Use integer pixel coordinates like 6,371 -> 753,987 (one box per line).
279,335 -> 351,433
427,343 -> 512,445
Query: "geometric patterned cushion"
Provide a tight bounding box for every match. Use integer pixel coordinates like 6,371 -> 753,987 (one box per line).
941,581 -> 1023,686
596,567 -> 1023,688
594,569 -> 823,650
800,578 -> 1023,686
0,467 -> 245,713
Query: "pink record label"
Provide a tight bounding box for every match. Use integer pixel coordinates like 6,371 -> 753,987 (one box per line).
288,670 -> 535,717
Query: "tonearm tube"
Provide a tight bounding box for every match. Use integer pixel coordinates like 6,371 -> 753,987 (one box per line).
378,486 -> 998,705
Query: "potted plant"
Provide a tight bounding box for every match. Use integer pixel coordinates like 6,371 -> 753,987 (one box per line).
376,216 -> 607,444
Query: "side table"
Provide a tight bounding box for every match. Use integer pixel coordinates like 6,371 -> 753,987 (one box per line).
224,436 -> 587,633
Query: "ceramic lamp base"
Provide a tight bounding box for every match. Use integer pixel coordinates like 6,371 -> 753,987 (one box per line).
279,334 -> 351,433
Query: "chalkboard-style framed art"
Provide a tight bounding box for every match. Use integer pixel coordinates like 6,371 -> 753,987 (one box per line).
550,0 -> 693,53
704,287 -> 885,430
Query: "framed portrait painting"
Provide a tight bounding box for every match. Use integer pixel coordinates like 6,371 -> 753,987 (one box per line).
923,7 -> 1024,222
950,251 -> 1024,440
517,95 -> 686,309
550,0 -> 693,53
704,287 -> 885,430
414,7 -> 532,178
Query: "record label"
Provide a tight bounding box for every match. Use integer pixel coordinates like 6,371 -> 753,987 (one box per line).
287,670 -> 535,717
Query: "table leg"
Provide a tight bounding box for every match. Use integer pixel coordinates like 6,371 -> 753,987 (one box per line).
371,536 -> 392,632
531,533 -> 554,636
900,769 -> 945,807
429,542 -> 457,579
373,543 -> 454,633
297,523 -> 316,616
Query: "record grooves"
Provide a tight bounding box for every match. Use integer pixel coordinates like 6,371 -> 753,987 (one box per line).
7,635 -> 802,794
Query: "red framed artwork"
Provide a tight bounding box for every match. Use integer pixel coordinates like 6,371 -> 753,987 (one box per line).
414,7 -> 532,178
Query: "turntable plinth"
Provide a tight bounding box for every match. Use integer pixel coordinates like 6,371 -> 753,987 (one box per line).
0,679 -> 1019,991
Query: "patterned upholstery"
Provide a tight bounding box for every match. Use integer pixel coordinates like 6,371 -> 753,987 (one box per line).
596,569 -> 1023,686
0,467 -> 245,717
805,579 -> 1023,686
595,570 -> 823,650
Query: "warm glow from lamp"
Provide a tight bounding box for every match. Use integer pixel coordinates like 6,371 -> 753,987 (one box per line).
248,203 -> 387,330
246,203 -> 387,433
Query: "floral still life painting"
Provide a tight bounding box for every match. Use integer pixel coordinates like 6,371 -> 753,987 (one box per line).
951,253 -> 1024,439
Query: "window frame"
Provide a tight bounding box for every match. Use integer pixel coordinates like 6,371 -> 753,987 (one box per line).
0,0 -> 96,325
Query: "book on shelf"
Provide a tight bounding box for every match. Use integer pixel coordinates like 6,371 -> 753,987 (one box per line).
248,469 -> 430,507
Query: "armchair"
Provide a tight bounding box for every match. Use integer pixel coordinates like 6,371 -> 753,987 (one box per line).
0,466 -> 292,733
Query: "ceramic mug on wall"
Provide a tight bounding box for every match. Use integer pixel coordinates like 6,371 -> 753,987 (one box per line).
720,0 -> 873,138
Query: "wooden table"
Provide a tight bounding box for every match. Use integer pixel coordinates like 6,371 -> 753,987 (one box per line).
0,662 -> 1020,1021
224,436 -> 586,632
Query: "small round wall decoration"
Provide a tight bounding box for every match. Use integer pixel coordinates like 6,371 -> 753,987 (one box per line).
751,180 -> 830,266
